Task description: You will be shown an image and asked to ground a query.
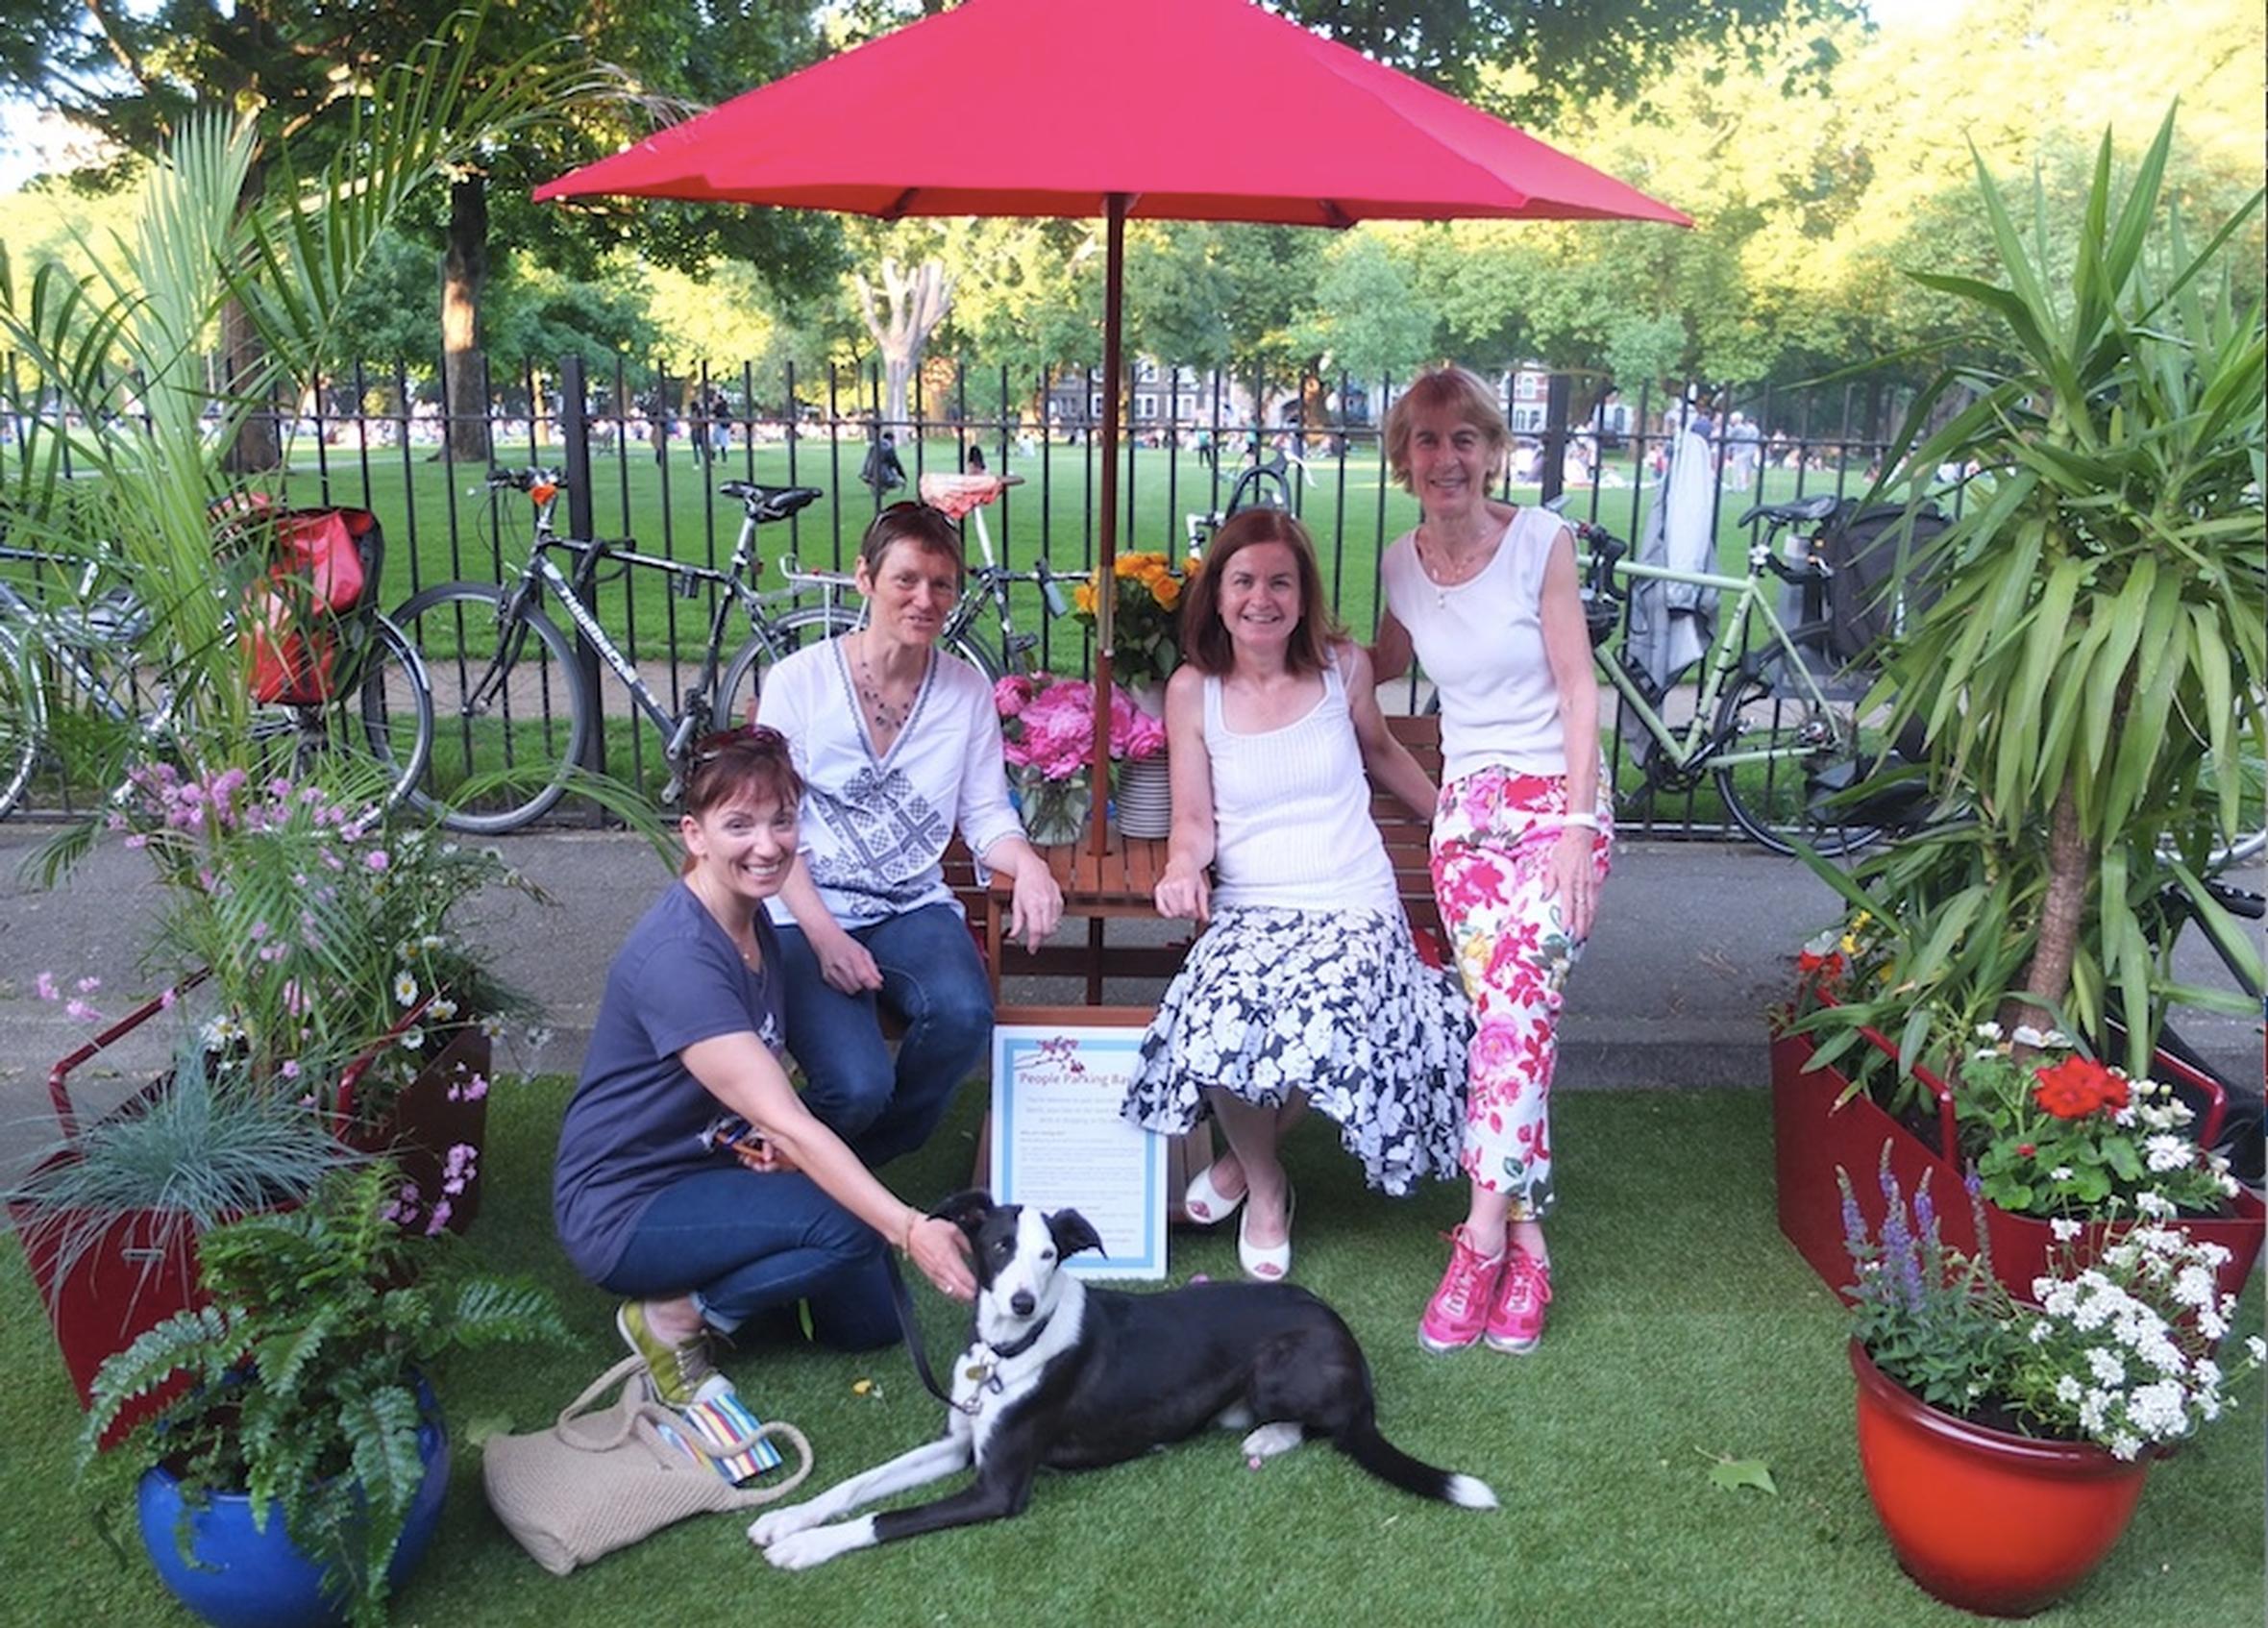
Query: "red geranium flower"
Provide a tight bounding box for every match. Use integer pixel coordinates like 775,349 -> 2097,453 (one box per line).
2032,1054 -> 2127,1120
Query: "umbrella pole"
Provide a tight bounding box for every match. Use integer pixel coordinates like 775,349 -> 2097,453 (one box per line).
1088,192 -> 1129,857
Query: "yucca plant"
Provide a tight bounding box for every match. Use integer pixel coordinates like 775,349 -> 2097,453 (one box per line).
80,1160 -> 568,1626
1795,109 -> 2266,1093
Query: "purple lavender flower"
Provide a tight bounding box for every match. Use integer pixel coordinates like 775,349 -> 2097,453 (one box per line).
1877,1161 -> 1923,1312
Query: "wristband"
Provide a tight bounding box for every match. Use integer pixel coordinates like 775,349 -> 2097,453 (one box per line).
899,1210 -> 920,1254
1562,811 -> 1602,831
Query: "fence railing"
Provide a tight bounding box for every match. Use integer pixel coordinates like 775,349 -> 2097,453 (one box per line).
3,353 -> 1928,835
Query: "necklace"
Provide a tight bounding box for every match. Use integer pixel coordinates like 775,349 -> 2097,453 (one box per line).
1418,530 -> 1494,608
854,637 -> 915,736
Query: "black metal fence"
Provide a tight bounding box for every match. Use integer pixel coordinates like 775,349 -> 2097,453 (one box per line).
4,352 -> 1929,834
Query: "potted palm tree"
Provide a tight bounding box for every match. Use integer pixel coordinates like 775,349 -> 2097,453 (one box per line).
1773,110 -> 2265,1293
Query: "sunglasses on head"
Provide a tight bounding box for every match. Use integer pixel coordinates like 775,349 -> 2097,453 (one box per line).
691,723 -> 788,764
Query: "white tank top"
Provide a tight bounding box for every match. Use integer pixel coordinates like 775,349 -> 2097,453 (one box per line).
1381,506 -> 1568,783
1204,654 -> 1398,915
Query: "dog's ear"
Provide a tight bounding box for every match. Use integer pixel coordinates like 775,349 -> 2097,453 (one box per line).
1047,1208 -> 1105,1261
928,1189 -> 995,1236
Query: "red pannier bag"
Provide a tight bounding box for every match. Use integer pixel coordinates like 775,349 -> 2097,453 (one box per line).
242,507 -> 380,704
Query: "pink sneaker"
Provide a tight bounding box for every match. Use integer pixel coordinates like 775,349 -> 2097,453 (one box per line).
1485,1250 -> 1553,1354
1418,1227 -> 1503,1353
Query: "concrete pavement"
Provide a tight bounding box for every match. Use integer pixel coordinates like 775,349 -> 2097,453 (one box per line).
4,820 -> 2258,1179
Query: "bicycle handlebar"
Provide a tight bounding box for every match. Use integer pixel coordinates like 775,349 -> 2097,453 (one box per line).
486,467 -> 562,495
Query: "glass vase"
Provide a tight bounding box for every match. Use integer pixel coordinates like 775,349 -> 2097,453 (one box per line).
1015,769 -> 1091,847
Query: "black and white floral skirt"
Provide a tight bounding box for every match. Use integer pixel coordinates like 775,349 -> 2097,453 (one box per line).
1122,904 -> 1471,1196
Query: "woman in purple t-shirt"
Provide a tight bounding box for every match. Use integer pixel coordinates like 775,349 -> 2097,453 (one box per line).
554,728 -> 974,1412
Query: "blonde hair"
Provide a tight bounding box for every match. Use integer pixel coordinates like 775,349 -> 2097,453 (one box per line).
1383,367 -> 1511,490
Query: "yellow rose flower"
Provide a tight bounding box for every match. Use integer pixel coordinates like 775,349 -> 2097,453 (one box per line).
1072,580 -> 1097,616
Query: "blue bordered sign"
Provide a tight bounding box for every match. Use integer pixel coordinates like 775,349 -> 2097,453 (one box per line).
989,1009 -> 1168,1280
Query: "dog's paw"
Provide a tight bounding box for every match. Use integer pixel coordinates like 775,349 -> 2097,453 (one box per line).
762,1517 -> 875,1571
1241,1420 -> 1304,1461
748,1505 -> 820,1547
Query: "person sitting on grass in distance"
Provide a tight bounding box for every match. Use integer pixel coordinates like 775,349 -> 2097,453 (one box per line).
1372,366 -> 1613,1359
554,727 -> 975,1411
757,502 -> 1063,1173
1122,507 -> 1470,1282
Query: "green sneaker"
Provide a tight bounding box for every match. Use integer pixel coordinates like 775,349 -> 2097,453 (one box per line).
616,1300 -> 727,1409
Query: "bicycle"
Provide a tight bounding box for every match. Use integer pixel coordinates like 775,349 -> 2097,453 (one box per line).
393,468 -> 850,835
0,520 -> 431,825
751,471 -> 1072,685
1183,448 -> 1311,554
1569,493 -> 1902,857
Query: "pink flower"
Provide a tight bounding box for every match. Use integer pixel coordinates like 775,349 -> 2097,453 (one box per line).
364,850 -> 390,872
34,972 -> 59,1001
65,999 -> 102,1024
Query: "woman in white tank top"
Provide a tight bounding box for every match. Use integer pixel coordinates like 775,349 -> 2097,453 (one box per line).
1122,510 -> 1471,1282
1373,367 -> 1615,1359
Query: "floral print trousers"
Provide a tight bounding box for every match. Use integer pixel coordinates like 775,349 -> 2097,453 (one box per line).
1430,767 -> 1613,1220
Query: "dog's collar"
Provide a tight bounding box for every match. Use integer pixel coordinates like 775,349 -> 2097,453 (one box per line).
979,1313 -> 1052,1363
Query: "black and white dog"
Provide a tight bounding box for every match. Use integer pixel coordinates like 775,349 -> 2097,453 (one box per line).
750,1191 -> 1496,1570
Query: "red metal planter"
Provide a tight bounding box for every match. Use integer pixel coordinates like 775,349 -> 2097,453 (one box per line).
1771,1019 -> 2263,1308
1849,1340 -> 2150,1616
11,988 -> 492,1419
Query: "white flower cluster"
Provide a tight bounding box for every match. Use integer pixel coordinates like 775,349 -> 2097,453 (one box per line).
2019,1223 -> 2254,1460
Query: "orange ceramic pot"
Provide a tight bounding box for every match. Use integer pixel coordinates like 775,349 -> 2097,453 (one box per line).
1849,1341 -> 2150,1616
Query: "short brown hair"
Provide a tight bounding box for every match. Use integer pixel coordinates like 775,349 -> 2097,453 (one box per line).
1383,367 -> 1511,490
859,501 -> 965,577
1180,508 -> 1341,677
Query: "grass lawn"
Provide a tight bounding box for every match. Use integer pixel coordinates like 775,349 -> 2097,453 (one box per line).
3,1083 -> 2258,1627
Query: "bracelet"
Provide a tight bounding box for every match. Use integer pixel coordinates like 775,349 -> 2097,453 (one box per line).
899,1210 -> 921,1254
1562,811 -> 1602,831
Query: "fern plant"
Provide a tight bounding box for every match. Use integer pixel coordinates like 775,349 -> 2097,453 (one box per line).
80,1161 -> 567,1625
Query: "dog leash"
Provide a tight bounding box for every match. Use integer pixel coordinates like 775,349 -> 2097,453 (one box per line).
883,1251 -> 972,1412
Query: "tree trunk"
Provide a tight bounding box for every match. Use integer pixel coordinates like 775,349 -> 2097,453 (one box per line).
439,174 -> 492,465
853,258 -> 953,432
2005,778 -> 2089,1043
218,293 -> 282,475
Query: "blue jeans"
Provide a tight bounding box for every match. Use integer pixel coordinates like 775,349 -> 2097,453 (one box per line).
601,1167 -> 894,1348
776,902 -> 993,1168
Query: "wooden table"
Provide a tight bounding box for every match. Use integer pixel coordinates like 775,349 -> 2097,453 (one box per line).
983,834 -> 1192,1001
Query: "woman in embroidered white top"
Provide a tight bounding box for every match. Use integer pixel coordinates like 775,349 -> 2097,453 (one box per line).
757,503 -> 1062,1165
1122,508 -> 1469,1281
1372,366 -> 1613,1359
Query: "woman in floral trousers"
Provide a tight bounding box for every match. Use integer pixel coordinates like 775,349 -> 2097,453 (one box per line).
1374,367 -> 1613,1356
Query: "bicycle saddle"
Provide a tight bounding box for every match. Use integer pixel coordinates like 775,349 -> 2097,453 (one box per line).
720,482 -> 824,521
1738,493 -> 1843,527
917,472 -> 1022,518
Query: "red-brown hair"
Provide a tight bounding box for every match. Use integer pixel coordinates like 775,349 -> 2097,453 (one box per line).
1179,508 -> 1341,676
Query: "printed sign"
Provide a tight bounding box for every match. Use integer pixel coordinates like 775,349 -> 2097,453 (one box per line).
989,1006 -> 1167,1280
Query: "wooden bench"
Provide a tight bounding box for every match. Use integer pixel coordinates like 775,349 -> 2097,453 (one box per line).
950,711 -> 1448,999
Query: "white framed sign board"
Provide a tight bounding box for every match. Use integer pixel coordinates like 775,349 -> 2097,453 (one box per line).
988,1005 -> 1168,1280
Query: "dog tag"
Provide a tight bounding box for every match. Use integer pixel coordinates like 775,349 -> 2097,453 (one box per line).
964,1363 -> 992,1383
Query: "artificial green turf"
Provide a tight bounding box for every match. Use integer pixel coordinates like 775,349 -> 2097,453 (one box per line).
3,1084 -> 2258,1628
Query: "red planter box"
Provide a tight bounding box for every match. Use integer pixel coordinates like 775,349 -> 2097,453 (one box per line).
11,989 -> 493,1423
1771,1024 -> 2263,1308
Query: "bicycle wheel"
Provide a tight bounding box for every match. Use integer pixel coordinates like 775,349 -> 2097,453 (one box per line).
712,604 -> 861,731
1711,665 -> 1885,859
393,581 -> 591,834
349,614 -> 434,809
0,623 -> 45,822
947,629 -> 1004,681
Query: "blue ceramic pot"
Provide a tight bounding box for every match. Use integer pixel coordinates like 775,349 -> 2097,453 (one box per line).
135,1382 -> 450,1628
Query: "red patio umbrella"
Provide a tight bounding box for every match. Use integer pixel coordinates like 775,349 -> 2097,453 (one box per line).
535,0 -> 1687,846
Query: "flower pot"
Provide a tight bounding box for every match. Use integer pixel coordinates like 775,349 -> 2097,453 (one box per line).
339,1023 -> 492,1237
136,1382 -> 450,1628
1849,1340 -> 2150,1616
1113,753 -> 1171,839
1771,1023 -> 2264,1309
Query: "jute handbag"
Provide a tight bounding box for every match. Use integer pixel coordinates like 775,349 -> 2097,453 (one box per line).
482,1354 -> 814,1575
